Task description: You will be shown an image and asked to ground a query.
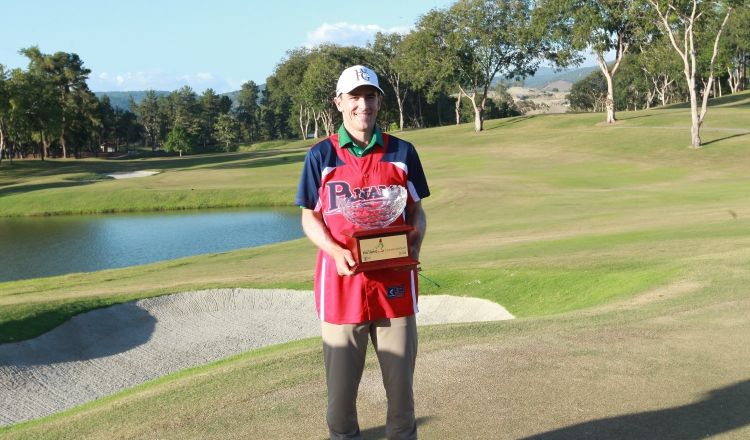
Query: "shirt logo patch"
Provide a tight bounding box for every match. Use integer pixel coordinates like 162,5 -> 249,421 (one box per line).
386,286 -> 405,299
326,181 -> 387,213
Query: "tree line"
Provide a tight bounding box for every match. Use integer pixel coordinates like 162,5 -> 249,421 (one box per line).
566,3 -> 749,119
1,0 -> 748,162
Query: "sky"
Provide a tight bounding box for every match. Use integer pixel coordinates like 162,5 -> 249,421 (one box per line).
1,0 -> 603,94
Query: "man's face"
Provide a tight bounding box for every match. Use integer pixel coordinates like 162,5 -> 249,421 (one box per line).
334,85 -> 382,135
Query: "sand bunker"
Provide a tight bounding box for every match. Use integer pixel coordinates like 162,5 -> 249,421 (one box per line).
104,171 -> 160,179
0,289 -> 513,426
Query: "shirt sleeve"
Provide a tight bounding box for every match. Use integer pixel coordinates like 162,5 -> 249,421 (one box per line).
295,147 -> 322,210
406,145 -> 430,202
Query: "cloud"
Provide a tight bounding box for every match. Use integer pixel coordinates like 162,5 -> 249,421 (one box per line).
88,69 -> 242,93
304,22 -> 412,48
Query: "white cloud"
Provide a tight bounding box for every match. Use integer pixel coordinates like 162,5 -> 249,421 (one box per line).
88,69 -> 239,93
304,22 -> 412,48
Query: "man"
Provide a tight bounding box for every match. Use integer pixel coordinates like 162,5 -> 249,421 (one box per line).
295,65 -> 429,440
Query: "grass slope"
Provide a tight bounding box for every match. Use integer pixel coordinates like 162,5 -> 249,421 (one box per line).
1,91 -> 750,437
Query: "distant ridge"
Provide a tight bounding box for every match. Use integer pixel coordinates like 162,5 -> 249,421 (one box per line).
95,66 -> 599,111
94,85 -> 265,110
492,64 -> 602,90
94,91 -> 170,110
524,65 -> 601,89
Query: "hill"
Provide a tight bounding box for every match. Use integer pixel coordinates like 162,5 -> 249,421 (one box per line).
95,85 -> 265,110
94,91 -> 171,110
491,64 -> 601,90
524,64 -> 601,88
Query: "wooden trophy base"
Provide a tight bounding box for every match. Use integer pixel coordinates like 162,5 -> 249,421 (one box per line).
340,224 -> 419,274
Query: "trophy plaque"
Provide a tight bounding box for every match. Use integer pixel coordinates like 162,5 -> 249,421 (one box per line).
338,185 -> 419,273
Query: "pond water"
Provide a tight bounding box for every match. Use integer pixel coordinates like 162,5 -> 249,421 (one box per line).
0,208 -> 304,283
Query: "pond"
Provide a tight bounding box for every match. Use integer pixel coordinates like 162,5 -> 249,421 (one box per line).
0,207 -> 304,283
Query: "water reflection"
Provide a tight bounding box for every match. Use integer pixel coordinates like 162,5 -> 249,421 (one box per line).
0,208 -> 303,283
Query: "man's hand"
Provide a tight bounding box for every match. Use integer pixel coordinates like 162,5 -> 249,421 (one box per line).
301,208 -> 357,276
331,246 -> 356,276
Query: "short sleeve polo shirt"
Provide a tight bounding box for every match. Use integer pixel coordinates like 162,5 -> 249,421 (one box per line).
295,131 -> 430,324
338,124 -> 384,158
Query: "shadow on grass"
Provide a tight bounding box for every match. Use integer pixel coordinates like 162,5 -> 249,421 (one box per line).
702,133 -> 749,146
653,92 -> 750,110
206,150 -> 307,170
484,115 -> 537,131
521,379 -> 750,440
323,416 -> 433,440
0,181 -> 96,198
619,114 -> 653,121
114,148 -> 307,172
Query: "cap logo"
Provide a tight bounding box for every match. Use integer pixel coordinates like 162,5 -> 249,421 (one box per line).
354,68 -> 370,81
336,65 -> 384,96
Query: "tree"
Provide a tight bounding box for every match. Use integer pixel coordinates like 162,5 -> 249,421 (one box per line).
133,90 -> 161,150
720,4 -> 750,93
197,88 -> 221,147
19,47 -> 92,158
173,86 -> 199,136
638,35 -> 685,107
298,45 -> 367,138
214,114 -> 241,151
401,22 -> 461,126
537,0 -> 650,124
268,48 -> 311,140
646,0 -> 741,148
368,32 -> 411,131
415,0 -> 543,132
300,48 -> 342,138
259,88 -> 278,141
64,86 -> 100,158
164,124 -> 195,155
568,70 -> 609,111
217,95 -> 233,116
236,80 -> 261,141
0,66 -> 8,164
6,67 -> 60,160
97,94 -> 116,150
115,108 -> 139,152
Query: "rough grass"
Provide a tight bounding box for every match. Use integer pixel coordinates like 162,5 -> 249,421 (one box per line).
2,91 -> 750,438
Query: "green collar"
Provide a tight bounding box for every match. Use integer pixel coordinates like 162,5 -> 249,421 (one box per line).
337,124 -> 384,158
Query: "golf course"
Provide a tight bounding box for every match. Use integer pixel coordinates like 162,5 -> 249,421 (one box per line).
1,92 -> 749,439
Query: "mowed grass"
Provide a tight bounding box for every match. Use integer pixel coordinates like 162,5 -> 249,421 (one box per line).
1,92 -> 750,438
0,141 -> 309,217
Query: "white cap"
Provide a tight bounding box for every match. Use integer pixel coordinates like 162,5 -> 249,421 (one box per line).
336,65 -> 384,96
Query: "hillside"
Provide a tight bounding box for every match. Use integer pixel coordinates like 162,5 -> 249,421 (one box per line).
490,64 -> 601,90
524,64 -> 601,88
95,86 -> 265,110
94,91 -> 171,110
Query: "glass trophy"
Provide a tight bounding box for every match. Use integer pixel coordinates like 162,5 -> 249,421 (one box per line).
337,185 -> 419,273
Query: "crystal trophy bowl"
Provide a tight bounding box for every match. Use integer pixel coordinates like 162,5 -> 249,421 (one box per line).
337,185 -> 407,229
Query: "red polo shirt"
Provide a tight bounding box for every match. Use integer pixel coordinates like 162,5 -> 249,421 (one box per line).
295,131 -> 430,324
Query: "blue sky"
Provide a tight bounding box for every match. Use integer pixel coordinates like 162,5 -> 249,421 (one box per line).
1,0 -> 601,93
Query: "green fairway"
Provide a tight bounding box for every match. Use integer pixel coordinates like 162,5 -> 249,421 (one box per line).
2,92 -> 750,438
0,141 -> 308,217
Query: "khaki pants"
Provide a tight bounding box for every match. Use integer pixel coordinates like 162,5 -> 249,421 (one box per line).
322,315 -> 418,440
